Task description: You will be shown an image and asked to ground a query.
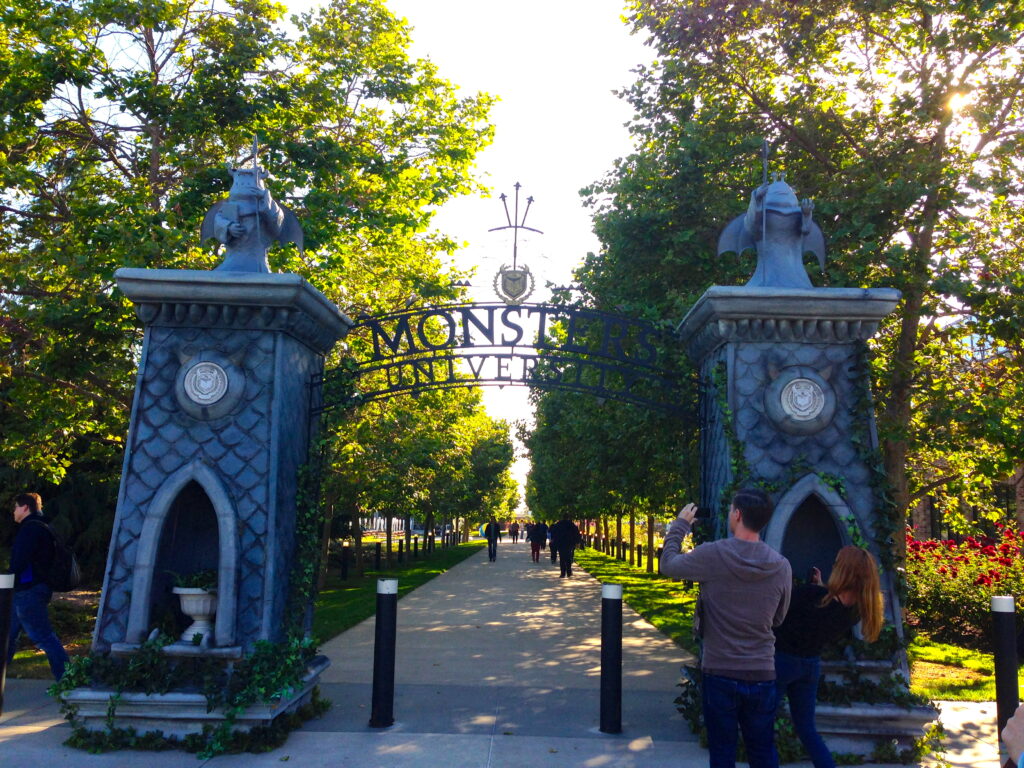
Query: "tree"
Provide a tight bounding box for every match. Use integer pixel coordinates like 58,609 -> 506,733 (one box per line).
0,0 -> 494,569
582,0 -> 1024,540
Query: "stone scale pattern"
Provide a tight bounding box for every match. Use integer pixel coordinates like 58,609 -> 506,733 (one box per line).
96,325 -> 274,650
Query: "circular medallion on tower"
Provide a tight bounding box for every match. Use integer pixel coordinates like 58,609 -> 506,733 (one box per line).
175,351 -> 245,420
779,378 -> 825,421
183,362 -> 228,405
764,365 -> 836,435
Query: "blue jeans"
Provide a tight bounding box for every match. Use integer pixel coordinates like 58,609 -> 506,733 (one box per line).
702,672 -> 779,768
775,652 -> 833,768
487,540 -> 497,560
7,583 -> 69,680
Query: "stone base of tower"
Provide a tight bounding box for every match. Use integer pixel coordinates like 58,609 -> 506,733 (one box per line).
62,656 -> 329,739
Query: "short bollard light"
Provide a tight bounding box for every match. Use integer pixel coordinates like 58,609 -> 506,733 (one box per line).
600,583 -> 623,734
370,578 -> 399,728
374,542 -> 382,571
0,573 -> 14,716
993,595 -> 1019,766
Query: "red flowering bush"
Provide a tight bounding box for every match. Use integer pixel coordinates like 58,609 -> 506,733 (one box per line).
905,525 -> 1024,646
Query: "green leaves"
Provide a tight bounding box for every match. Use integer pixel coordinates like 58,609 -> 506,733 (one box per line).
0,0 -> 504,568
572,0 -> 1024,529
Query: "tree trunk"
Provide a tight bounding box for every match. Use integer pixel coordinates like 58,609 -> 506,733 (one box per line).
616,513 -> 623,559
647,513 -> 655,573
881,285 -> 925,560
317,501 -> 334,592
629,510 -> 636,566
1014,465 -> 1024,531
355,512 -> 364,576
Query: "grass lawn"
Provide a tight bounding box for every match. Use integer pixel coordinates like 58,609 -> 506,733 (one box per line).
907,635 -> 1024,702
313,540 -> 485,641
8,541 -> 486,679
574,546 -> 699,653
575,546 -> 1017,703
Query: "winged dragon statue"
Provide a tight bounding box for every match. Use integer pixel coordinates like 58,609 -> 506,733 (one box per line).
717,173 -> 825,289
201,140 -> 303,273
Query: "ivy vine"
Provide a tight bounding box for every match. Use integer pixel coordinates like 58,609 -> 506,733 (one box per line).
52,632 -> 326,758
849,340 -> 902,581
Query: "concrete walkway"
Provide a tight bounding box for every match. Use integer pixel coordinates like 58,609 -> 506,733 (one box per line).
0,540 -> 1003,766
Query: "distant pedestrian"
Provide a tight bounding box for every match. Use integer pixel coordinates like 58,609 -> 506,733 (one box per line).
509,521 -> 520,543
528,521 -> 548,563
7,493 -> 69,681
484,518 -> 500,562
549,517 -> 581,578
549,526 -> 558,564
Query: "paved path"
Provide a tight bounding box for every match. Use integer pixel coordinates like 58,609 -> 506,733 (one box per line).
0,540 -> 1003,766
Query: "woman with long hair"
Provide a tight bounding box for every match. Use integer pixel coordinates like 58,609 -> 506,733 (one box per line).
774,545 -> 884,768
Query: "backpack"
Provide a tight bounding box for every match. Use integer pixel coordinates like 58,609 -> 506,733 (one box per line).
28,518 -> 82,592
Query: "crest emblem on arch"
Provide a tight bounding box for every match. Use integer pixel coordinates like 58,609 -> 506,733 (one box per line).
494,263 -> 534,304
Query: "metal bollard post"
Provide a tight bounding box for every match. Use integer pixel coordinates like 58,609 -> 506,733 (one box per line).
600,583 -> 623,734
637,544 -> 643,571
993,595 -> 1019,763
370,578 -> 398,728
0,573 -> 13,717
374,542 -> 382,571
398,540 -> 404,563
414,537 -> 419,559
340,544 -> 349,581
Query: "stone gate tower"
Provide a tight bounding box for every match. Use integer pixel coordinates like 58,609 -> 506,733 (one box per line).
677,174 -> 936,752
90,152 -> 352,659
92,269 -> 351,655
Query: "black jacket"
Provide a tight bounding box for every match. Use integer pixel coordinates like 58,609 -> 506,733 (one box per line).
10,513 -> 55,591
528,522 -> 548,544
549,519 -> 581,550
774,584 -> 859,657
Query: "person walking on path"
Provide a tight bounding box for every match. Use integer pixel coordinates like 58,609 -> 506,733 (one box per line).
7,492 -> 70,681
527,521 -> 547,563
549,517 -> 581,578
659,489 -> 791,768
484,518 -> 500,562
774,546 -> 884,768
509,521 -> 520,543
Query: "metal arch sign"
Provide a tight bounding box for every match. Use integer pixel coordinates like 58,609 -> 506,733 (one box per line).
317,302 -> 684,413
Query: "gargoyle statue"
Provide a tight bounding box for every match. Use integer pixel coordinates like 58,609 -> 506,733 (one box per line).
201,142 -> 303,273
717,173 -> 825,289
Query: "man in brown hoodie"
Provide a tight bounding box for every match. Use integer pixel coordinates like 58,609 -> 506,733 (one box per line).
660,489 -> 791,768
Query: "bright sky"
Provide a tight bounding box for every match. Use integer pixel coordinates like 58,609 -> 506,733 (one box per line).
290,0 -> 654,500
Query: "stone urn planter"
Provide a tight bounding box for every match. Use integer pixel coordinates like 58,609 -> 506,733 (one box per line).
172,587 -> 218,646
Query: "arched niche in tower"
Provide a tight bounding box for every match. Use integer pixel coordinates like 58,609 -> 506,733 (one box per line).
125,461 -> 238,647
763,473 -> 852,584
